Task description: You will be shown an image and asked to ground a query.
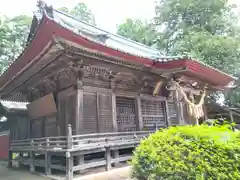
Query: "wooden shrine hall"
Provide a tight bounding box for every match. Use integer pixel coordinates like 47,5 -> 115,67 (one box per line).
0,2 -> 236,180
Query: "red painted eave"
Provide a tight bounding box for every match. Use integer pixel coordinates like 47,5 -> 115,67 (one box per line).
0,15 -> 235,90
154,59 -> 235,87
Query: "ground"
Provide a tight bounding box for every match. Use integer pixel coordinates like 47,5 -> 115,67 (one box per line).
0,161 -> 132,180
0,162 -> 48,180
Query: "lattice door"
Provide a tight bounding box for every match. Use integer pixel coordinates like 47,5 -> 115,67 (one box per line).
141,99 -> 166,130
116,97 -> 137,132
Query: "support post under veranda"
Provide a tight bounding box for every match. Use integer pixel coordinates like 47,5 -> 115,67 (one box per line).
66,124 -> 73,180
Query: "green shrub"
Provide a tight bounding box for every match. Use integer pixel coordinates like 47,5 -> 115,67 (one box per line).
132,125 -> 240,180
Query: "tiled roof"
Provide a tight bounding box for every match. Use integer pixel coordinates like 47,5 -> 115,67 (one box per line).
46,9 -> 163,60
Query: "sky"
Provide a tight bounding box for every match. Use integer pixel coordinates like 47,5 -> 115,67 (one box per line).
0,0 -> 156,33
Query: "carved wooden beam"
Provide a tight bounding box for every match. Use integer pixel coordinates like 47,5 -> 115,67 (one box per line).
83,65 -> 113,81
112,72 -> 140,87
68,59 -> 84,79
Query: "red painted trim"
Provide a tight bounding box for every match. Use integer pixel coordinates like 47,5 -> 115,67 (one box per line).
0,16 -> 234,89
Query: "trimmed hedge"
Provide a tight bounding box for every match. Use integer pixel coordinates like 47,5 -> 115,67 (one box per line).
132,125 -> 240,180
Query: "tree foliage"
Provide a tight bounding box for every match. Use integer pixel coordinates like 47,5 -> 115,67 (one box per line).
117,0 -> 240,105
117,19 -> 158,47
0,15 -> 31,74
132,125 -> 240,180
58,3 -> 96,25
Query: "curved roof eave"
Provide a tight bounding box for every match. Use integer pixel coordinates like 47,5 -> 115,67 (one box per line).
0,8 -> 236,93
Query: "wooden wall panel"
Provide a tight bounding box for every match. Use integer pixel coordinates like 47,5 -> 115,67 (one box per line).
18,118 -> 28,140
66,94 -> 76,134
31,118 -> 44,138
44,115 -> 57,137
58,88 -> 77,136
83,92 -> 98,134
97,92 -> 113,133
58,97 -> 66,136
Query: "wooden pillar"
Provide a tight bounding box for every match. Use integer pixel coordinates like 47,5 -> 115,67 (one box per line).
179,102 -> 185,125
76,79 -> 84,135
75,80 -> 85,173
111,91 -> 117,132
29,151 -> 35,173
173,90 -> 182,125
136,96 -> 143,131
229,111 -> 234,122
105,147 -> 111,171
165,101 -> 171,127
66,152 -> 73,180
67,124 -> 73,149
111,91 -> 119,167
203,104 -> 208,120
45,152 -> 51,175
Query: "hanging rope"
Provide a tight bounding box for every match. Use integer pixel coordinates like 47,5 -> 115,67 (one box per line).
176,83 -> 207,125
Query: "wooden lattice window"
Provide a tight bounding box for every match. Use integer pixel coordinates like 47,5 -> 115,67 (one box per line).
116,97 -> 137,132
141,99 -> 166,130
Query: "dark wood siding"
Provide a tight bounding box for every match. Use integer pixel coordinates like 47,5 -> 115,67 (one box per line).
141,99 -> 166,130
31,118 -> 44,138
59,97 -> 67,135
44,115 -> 57,137
66,94 -> 76,134
58,89 -> 76,135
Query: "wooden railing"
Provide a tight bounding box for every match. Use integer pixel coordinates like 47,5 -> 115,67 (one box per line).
11,125 -> 153,152
10,125 -> 155,179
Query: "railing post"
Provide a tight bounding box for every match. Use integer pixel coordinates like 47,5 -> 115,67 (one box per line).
29,151 -> 35,173
105,139 -> 111,171
30,140 -> 35,173
46,138 -> 50,148
113,150 -> 119,167
45,152 -> 51,176
67,124 -> 73,149
66,152 -> 73,180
